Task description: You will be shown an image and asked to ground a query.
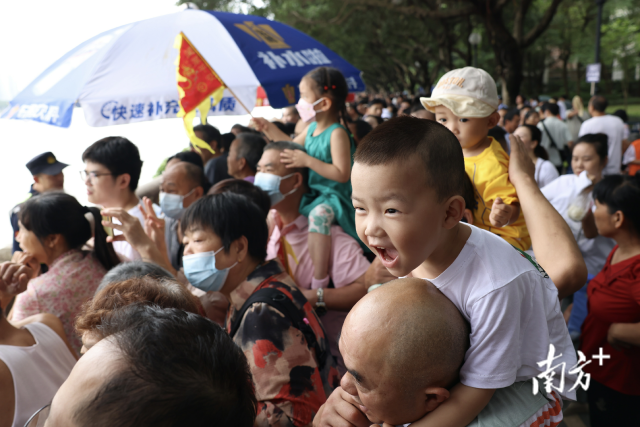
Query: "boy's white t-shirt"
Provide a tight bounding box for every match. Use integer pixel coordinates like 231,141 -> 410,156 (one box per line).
422,225 -> 577,400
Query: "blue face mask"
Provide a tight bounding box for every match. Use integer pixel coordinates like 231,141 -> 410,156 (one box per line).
254,172 -> 297,206
183,247 -> 237,293
160,188 -> 195,219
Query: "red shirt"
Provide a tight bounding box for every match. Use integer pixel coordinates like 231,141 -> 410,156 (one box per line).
581,246 -> 640,395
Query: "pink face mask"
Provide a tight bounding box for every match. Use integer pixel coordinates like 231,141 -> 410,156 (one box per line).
295,97 -> 325,123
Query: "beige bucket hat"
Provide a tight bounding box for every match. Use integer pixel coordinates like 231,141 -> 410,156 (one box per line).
420,67 -> 500,118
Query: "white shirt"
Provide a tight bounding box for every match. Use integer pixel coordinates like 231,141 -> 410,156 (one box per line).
541,172 -> 615,275
578,115 -> 625,175
422,225 -> 577,399
113,203 -> 162,261
534,158 -> 559,188
0,323 -> 76,427
623,144 -> 636,165
558,101 -> 568,120
537,117 -> 573,167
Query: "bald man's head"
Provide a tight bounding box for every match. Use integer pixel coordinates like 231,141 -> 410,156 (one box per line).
340,278 -> 469,425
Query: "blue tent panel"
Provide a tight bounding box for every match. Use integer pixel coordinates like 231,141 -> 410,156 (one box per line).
208,11 -> 365,108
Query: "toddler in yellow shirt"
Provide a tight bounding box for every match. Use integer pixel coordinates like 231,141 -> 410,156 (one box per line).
421,67 -> 531,250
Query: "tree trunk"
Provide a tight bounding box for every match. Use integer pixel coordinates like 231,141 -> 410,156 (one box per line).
561,54 -> 570,96
484,13 -> 523,106
575,61 -> 581,98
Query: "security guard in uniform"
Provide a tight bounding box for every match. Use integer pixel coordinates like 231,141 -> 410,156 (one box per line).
10,152 -> 68,253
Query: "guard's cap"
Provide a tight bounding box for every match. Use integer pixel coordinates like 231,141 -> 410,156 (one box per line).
420,67 -> 500,118
26,152 -> 68,176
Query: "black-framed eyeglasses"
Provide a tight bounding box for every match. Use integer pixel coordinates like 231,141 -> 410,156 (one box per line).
80,170 -> 114,182
24,403 -> 50,427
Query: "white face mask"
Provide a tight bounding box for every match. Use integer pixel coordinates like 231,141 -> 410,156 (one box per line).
160,188 -> 195,219
254,172 -> 297,206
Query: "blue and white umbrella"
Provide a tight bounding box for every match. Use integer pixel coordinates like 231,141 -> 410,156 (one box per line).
1,10 -> 365,128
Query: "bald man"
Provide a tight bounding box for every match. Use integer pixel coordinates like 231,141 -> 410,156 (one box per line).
315,278 -> 556,427
160,162 -> 208,269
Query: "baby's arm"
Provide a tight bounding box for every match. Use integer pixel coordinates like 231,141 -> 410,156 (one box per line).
397,384 -> 495,427
281,127 -> 351,183
490,197 -> 520,228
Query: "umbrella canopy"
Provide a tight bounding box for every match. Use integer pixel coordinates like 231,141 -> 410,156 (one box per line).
1,10 -> 365,128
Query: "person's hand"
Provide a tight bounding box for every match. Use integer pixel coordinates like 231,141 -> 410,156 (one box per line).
101,207 -> 152,249
608,323 -> 633,351
0,262 -> 36,296
140,197 -> 166,249
508,134 -> 535,189
281,149 -> 311,168
251,117 -> 272,133
10,251 -> 40,277
313,387 -> 371,427
489,197 -> 513,228
364,257 -> 396,288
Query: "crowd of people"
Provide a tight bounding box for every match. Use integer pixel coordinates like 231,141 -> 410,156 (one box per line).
0,65 -> 638,427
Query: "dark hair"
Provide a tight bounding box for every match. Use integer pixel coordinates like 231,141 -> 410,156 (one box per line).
168,151 -> 204,170
488,126 -> 509,153
178,161 -> 211,194
546,103 -> 560,116
355,116 -> 466,202
574,133 -> 608,161
350,119 -> 373,145
504,108 -> 520,122
272,121 -> 296,136
182,193 -> 268,262
231,124 -> 253,134
74,305 -> 256,427
462,174 -> 477,213
263,141 -> 309,187
304,67 -> 349,128
82,137 -> 143,192
220,133 -> 235,153
368,98 -> 386,108
593,175 -> 640,236
234,133 -> 267,173
193,124 -> 222,149
519,125 -> 548,160
19,192 -> 119,271
613,109 -> 628,123
524,110 -> 539,122
409,103 -> 426,113
590,96 -> 608,113
97,261 -> 174,294
539,102 -> 549,113
79,275 -> 200,335
209,178 -> 271,219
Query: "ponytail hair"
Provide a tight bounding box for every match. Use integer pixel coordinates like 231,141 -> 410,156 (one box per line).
19,192 -> 120,271
304,66 -> 350,129
593,174 -> 640,237
520,124 -> 549,160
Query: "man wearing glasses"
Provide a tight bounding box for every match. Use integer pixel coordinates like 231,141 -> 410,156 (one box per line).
81,137 -> 160,261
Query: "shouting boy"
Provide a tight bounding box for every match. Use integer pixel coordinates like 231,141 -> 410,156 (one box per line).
343,117 -> 576,427
421,67 -> 531,251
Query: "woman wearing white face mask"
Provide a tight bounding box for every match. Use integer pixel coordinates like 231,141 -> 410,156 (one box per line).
101,192 -> 340,425
180,192 -> 340,425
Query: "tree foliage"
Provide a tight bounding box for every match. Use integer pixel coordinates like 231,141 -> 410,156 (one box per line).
180,0 -> 640,104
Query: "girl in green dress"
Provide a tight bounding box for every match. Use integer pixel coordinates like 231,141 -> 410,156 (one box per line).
253,67 -> 362,290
